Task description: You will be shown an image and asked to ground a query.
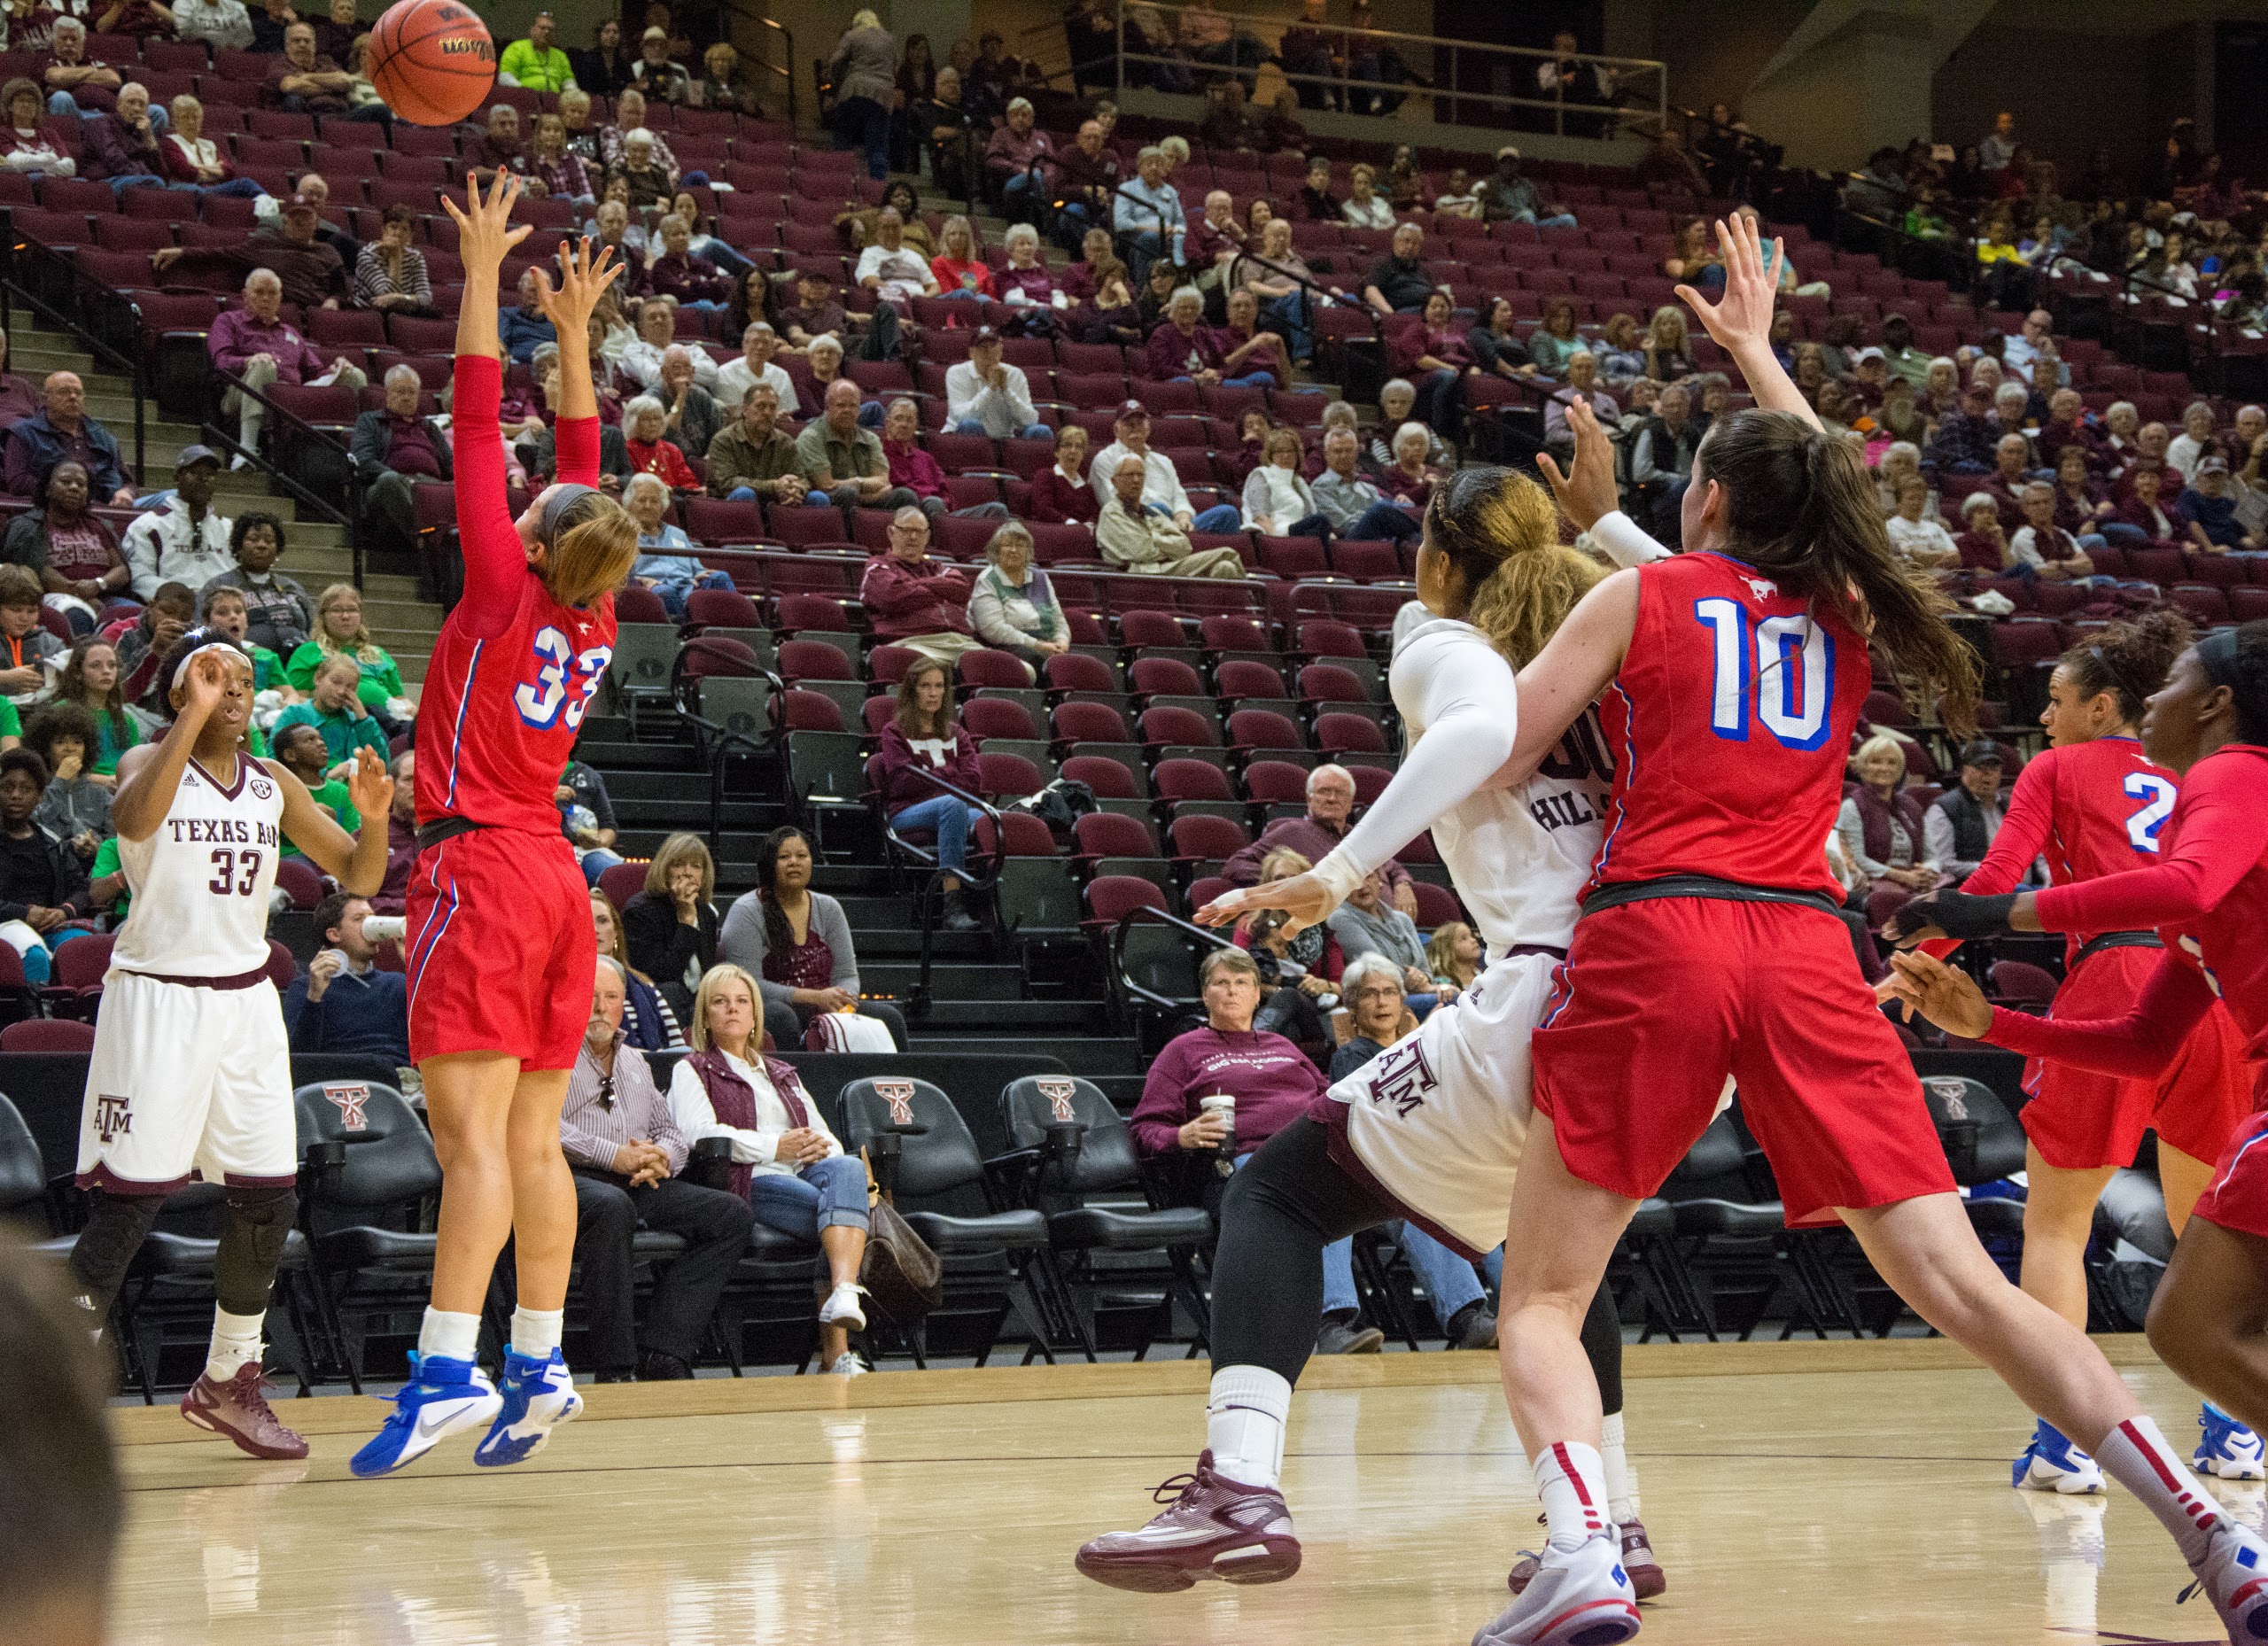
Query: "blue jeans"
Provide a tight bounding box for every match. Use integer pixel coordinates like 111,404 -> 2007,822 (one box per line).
1262,291 -> 1312,363
726,485 -> 759,502
643,569 -> 732,619
749,1153 -> 872,1238
1223,371 -> 1276,390
2098,522 -> 2146,545
889,793 -> 983,873
1346,500 -> 1420,542
835,94 -> 891,181
953,416 -> 1052,440
580,848 -> 624,884
1192,503 -> 1243,532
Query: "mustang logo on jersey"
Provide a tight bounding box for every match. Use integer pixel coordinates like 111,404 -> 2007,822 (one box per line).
1365,1040 -> 1439,1117
94,1093 -> 132,1143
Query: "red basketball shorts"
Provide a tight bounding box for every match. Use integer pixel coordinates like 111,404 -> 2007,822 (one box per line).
2192,1103 -> 2268,1244
407,827 -> 594,1070
1531,896 -> 1955,1227
2020,945 -> 2256,1170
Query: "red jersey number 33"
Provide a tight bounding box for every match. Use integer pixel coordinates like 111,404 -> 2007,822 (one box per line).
513,625 -> 611,732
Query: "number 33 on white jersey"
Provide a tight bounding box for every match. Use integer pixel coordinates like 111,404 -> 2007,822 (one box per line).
111,757 -> 287,979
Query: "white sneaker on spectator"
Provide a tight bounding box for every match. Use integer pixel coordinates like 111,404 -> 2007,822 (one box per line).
828,1351 -> 870,1378
819,1283 -> 868,1330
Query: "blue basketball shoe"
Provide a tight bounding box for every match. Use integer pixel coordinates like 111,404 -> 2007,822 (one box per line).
2013,1419 -> 2106,1495
2197,1402 -> 2268,1482
474,1348 -> 583,1468
348,1354 -> 503,1479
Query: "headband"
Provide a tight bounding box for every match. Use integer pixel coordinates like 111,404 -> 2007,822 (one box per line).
2198,626 -> 2242,691
538,484 -> 600,546
170,640 -> 247,692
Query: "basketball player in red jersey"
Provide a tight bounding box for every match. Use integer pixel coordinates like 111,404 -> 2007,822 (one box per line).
1887,621 -> 2268,1449
1458,216 -> 2267,1643
1902,615 -> 2261,1493
353,176 -> 639,1479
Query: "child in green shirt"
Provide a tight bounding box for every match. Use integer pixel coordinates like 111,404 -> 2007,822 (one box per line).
286,584 -> 411,729
271,654 -> 391,768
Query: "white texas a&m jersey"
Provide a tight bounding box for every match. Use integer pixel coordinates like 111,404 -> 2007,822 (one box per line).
112,755 -> 287,978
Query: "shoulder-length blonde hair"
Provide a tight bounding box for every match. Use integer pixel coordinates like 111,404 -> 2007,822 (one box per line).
1425,920 -> 1478,989
686,961 -> 765,1052
314,583 -> 386,666
643,831 -> 716,905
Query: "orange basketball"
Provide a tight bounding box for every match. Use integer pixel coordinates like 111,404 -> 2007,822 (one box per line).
365,0 -> 495,127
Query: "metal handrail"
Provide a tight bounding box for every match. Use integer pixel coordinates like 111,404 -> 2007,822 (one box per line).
0,223 -> 147,490
717,0 -> 796,129
870,766 -> 1006,1015
1106,902 -> 1233,1015
200,368 -> 351,529
1106,2 -> 1666,139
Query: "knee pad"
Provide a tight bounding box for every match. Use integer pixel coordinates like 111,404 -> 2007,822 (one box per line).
67,1192 -> 168,1319
214,1186 -> 298,1314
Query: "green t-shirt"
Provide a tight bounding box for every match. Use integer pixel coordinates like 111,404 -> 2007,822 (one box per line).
0,698 -> 19,742
284,642 -> 406,711
270,702 -> 389,768
250,644 -> 286,694
281,778 -> 359,859
89,835 -> 126,917
87,708 -> 140,777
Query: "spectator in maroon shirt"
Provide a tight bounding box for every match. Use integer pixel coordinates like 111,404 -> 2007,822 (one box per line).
0,330 -> 42,433
206,265 -> 369,455
866,655 -> 984,930
642,214 -> 733,311
775,268 -> 848,354
2052,445 -> 2115,540
2112,465 -> 2185,547
1128,946 -> 1328,1161
2039,388 -> 2101,471
1028,424 -> 1099,527
1147,286 -> 1234,385
1221,762 -> 1416,912
265,21 -> 391,126
79,82 -> 173,196
151,192 -> 351,311
371,749 -> 418,914
350,364 -> 453,551
39,19 -> 120,115
1214,288 -> 1285,389
983,95 -> 1052,226
94,0 -> 176,38
463,103 -> 528,188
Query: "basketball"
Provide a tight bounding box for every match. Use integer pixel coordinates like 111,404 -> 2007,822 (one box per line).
365,0 -> 495,128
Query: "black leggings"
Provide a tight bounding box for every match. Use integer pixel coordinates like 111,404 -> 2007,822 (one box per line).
68,1186 -> 298,1324
1210,1116 -> 1625,1413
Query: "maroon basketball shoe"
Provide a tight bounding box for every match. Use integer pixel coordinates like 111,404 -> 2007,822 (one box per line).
1510,1518 -> 1665,1601
1076,1450 -> 1302,1592
180,1363 -> 310,1461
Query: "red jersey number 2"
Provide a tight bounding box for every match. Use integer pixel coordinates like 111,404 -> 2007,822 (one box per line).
513,625 -> 611,733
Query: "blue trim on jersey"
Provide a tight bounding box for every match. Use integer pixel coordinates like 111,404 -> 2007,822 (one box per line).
406,853 -> 461,1002
1588,679 -> 1639,890
443,639 -> 483,811
2218,1125 -> 2268,1193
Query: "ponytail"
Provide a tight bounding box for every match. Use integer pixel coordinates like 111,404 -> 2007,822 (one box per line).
2057,609 -> 2193,727
542,490 -> 640,609
1701,410 -> 1981,734
1424,467 -> 1602,668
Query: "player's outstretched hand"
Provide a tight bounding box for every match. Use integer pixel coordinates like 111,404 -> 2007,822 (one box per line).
1536,396 -> 1620,533
441,172 -> 532,272
343,746 -> 394,821
1880,951 -> 1994,1040
1675,212 -> 1781,357
1196,872 -> 1337,940
532,237 -> 625,335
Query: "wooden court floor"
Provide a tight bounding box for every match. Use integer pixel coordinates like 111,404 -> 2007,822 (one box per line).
107,1338 -> 2254,1646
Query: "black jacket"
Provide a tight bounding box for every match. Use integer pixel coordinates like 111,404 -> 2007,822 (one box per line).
620,889 -> 718,1018
350,409 -> 454,480
0,822 -> 89,921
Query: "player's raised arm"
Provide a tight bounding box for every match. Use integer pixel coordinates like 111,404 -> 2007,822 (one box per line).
445,172 -> 532,368
1677,213 -> 1819,431
109,647 -> 240,842
528,237 -> 623,488
268,747 -> 394,896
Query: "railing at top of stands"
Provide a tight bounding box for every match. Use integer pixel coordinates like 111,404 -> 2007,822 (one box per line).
1102,3 -> 1666,142
717,0 -> 796,130
0,224 -> 146,495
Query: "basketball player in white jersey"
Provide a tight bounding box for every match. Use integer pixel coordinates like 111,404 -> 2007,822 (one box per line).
68,631 -> 393,1458
1077,458 -> 1676,1603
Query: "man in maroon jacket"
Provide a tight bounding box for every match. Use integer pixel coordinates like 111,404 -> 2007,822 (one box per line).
1221,763 -> 1418,913
857,508 -> 998,675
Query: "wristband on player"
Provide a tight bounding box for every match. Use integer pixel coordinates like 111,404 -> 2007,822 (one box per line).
1309,846 -> 1366,910
1890,891 -> 2018,942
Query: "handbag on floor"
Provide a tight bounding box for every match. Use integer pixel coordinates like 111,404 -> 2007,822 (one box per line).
852,1152 -> 944,1324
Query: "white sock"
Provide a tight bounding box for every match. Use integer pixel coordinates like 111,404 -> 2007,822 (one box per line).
1602,1409 -> 1640,1525
416,1307 -> 482,1366
510,1307 -> 563,1360
1533,1440 -> 1612,1552
1207,1365 -> 1293,1490
205,1306 -> 266,1383
2095,1416 -> 2223,1565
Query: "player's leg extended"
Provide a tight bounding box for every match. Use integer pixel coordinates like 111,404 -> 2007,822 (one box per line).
1076,1116 -> 1389,1592
2150,1220 -> 2268,1444
473,1065 -> 583,1468
66,1191 -> 166,1325
177,1186 -> 309,1460
1844,1192 -> 2268,1638
2010,1150 -> 2119,1494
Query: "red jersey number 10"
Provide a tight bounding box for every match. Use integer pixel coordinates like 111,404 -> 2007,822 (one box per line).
513,625 -> 612,733
1693,599 -> 1836,751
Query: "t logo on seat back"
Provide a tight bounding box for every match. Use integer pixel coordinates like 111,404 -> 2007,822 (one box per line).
324,1083 -> 370,1131
1037,1077 -> 1078,1123
874,1079 -> 917,1127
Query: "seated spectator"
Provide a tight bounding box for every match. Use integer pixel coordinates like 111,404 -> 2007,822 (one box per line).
174,0 -> 257,51
1341,162 -> 1394,229
776,268 -> 850,355
965,522 -> 1068,673
629,24 -> 691,104
488,269 -> 558,364
880,399 -> 1005,524
1662,218 -> 1720,290
0,565 -> 58,706
1224,762 -> 1416,908
1129,946 -> 1396,1355
1197,77 -> 1263,151
1310,425 -> 1419,544
1243,426 -> 1331,537
250,0 -> 299,55
718,824 -> 908,1052
310,0 -> 361,63
666,962 -> 871,1375
1836,734 -> 1940,920
618,298 -> 718,395
1293,154 -> 1340,222
591,889 -> 683,1049
198,585 -> 293,703
1469,298 -> 1537,384
1630,383 -> 1699,535
1394,291 -> 1475,437
861,508 -> 1006,672
1885,475 -> 1959,569
2168,401 -> 2222,485
1953,491 -> 2013,571
620,394 -> 699,493
112,581 -> 190,703
7,370 -> 131,504
857,208 -> 941,308
622,473 -> 730,619
1088,400 -> 1242,532
1542,353 -> 1619,462
351,205 -> 435,315
50,639 -> 141,778
525,111 -> 594,206
705,384 -> 808,507
651,346 -> 721,465
1524,299 -> 1587,379
285,582 -> 406,722
836,179 -> 932,258
2052,445 -> 2115,540
2179,456 -> 2262,552
40,19 -> 120,116
1642,307 -> 1696,384
563,955 -> 752,1383
1068,267 -> 1143,349
1098,454 -> 1244,579
23,703 -> 107,863
690,40 -> 763,114
1426,920 -> 1480,996
1029,424 -> 1099,526
984,97 -> 1052,226
4,461 -> 126,621
797,380 -> 911,512
1058,225 -> 1130,306
1146,285 -> 1257,389
872,658 -> 985,931
283,891 -> 411,1063
1378,423 -> 1443,512
1233,862 -> 1345,1044
597,88 -> 677,177
2009,481 -> 2096,579
1214,288 -> 1288,391
992,222 -> 1055,309
715,323 -> 797,416
1926,741 -> 2006,883
2115,464 -> 2184,547
272,653 -> 388,767
644,214 -> 732,312
79,82 -> 176,197
569,19 -> 635,103
264,20 -> 385,124
606,128 -> 677,212
1053,120 -> 1121,247
1474,146 -> 1574,229
497,10 -> 577,92
0,747 -> 86,982
207,264 -> 368,458
0,75 -> 76,177
1326,867 -> 1441,1020
463,103 -> 526,188
2001,307 -> 2062,385
1115,146 -> 1185,279
1927,384 -> 1999,477
205,510 -> 313,658
351,366 -> 452,554
1183,189 -> 1247,288
620,831 -> 718,1022
1362,222 -> 1439,316
946,327 -> 1047,440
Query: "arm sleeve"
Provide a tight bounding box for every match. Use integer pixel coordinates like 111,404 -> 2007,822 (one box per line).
816,894 -> 861,994
448,354 -> 530,632
1984,951 -> 2218,1079
1310,625 -> 1517,903
2036,757 -> 2268,934
1587,511 -> 1672,569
